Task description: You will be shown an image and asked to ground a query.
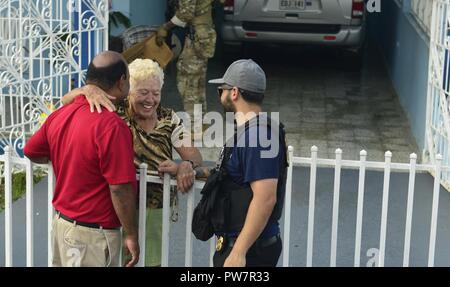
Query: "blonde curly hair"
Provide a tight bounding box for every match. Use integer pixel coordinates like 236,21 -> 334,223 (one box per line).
128,58 -> 164,89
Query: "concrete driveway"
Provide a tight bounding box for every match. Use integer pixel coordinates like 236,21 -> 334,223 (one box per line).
162,39 -> 419,163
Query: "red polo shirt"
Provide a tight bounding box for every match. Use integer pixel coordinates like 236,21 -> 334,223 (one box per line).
24,96 -> 137,228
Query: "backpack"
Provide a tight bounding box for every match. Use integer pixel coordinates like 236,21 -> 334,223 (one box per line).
191,147 -> 231,241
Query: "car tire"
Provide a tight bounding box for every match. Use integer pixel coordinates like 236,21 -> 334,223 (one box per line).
241,42 -> 254,57
352,48 -> 363,71
220,42 -> 242,63
340,45 -> 364,72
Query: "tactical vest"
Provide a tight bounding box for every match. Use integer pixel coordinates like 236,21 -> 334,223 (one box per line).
214,116 -> 288,233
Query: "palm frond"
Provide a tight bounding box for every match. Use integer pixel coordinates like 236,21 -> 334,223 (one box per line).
109,11 -> 131,28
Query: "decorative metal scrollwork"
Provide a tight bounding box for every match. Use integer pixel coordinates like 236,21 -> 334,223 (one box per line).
0,0 -> 108,158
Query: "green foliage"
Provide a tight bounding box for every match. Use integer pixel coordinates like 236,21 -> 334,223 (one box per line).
109,11 -> 132,31
0,165 -> 46,212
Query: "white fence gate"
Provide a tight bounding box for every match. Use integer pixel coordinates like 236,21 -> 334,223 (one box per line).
1,145 -> 449,267
425,0 -> 450,190
0,0 -> 108,157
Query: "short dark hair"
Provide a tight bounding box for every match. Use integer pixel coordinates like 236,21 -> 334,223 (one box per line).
85,59 -> 127,91
238,88 -> 264,105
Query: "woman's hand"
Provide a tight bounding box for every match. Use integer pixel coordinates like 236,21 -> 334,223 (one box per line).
158,160 -> 178,177
82,84 -> 117,113
158,160 -> 195,193
175,161 -> 195,193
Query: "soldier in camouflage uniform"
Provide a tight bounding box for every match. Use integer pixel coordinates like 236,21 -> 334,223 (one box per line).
156,0 -> 217,133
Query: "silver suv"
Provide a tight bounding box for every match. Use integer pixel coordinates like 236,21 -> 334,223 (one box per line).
221,0 -> 365,52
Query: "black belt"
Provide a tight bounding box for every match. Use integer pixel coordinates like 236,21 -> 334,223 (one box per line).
57,211 -> 120,230
227,234 -> 280,249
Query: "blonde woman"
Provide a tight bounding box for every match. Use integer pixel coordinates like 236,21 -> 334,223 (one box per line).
62,58 -> 202,266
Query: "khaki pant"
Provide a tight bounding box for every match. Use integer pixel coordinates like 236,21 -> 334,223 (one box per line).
51,214 -> 121,267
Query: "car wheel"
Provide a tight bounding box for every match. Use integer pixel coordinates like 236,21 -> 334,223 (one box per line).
241,42 -> 254,57
220,42 -> 242,63
352,47 -> 363,70
340,46 -> 364,71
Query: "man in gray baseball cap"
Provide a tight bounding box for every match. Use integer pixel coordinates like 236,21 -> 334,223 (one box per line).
208,59 -> 268,114
209,59 -> 266,94
203,59 -> 287,267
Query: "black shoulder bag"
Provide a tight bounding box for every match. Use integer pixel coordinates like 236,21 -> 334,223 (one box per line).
191,146 -> 232,241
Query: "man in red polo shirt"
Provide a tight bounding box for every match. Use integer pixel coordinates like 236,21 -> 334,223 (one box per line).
24,51 -> 139,267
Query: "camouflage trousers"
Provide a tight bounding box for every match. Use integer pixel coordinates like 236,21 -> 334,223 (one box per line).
176,24 -> 216,125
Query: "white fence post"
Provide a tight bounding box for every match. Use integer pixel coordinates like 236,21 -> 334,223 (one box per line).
47,164 -> 55,267
25,158 -> 34,267
428,154 -> 443,267
282,146 -> 294,267
403,153 -> 417,267
378,151 -> 392,267
354,150 -> 367,267
4,146 -> 13,267
330,148 -> 342,267
119,227 -> 123,266
161,173 -> 171,267
185,185 -> 195,267
137,163 -> 148,267
306,146 -> 318,267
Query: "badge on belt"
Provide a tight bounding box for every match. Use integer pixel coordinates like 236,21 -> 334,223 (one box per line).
216,236 -> 224,252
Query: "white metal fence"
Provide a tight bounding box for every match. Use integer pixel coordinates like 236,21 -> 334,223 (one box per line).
289,146 -> 446,267
0,0 -> 108,157
1,145 -> 449,267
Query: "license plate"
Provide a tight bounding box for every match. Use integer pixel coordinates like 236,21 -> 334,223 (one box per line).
280,0 -> 306,10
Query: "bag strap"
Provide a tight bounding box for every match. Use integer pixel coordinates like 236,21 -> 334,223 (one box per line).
218,114 -> 288,171
218,116 -> 253,172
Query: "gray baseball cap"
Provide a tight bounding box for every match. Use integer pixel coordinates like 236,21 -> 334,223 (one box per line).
208,59 -> 266,93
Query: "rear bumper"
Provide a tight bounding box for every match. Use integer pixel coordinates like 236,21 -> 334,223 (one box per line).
221,22 -> 365,48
